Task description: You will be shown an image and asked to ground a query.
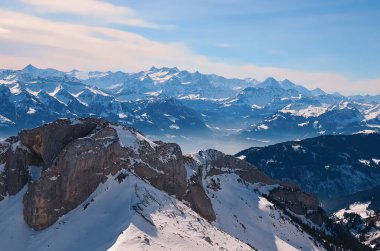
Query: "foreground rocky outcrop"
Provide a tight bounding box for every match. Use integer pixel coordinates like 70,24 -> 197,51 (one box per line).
1,118 -> 187,229
0,118 -> 370,250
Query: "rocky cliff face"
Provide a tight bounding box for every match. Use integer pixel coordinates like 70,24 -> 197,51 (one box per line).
0,118 -> 369,250
1,118 -> 103,199
19,118 -> 103,169
0,118 -> 187,229
19,119 -> 188,229
0,141 -> 9,200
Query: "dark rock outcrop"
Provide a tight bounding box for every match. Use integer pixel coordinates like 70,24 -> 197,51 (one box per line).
23,124 -> 122,229
131,141 -> 186,198
20,119 -> 187,230
0,140 -> 10,200
269,186 -> 319,215
5,142 -> 36,195
19,118 -> 104,169
0,118 -> 104,199
0,140 -> 9,163
183,156 -> 216,221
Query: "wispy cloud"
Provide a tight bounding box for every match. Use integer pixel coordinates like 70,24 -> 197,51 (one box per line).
0,5 -> 379,95
21,0 -> 173,29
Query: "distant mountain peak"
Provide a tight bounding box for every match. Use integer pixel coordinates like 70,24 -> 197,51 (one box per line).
332,91 -> 342,97
149,66 -> 179,73
311,88 -> 326,95
257,77 -> 281,88
163,66 -> 179,71
149,66 -> 159,71
264,76 -> 278,82
22,64 -> 39,72
281,79 -> 296,86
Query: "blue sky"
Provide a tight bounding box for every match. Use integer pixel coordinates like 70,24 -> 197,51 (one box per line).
1,0 -> 379,94
126,0 -> 380,78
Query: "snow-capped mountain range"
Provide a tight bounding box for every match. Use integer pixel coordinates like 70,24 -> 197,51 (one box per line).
0,65 -> 379,152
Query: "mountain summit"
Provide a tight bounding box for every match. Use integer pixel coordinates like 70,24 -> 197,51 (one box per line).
0,118 -> 368,250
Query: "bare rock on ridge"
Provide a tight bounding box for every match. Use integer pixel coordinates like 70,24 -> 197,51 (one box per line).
19,118 -> 104,169
183,156 -> 216,221
22,121 -> 187,230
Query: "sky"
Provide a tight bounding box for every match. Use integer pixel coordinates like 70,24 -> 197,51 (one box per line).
0,0 -> 379,95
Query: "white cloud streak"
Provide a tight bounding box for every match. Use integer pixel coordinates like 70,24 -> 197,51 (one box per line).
21,0 -> 173,29
0,7 -> 379,95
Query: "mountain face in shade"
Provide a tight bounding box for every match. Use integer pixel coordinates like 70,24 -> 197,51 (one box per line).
236,133 -> 380,249
0,118 -> 368,251
236,133 -> 380,200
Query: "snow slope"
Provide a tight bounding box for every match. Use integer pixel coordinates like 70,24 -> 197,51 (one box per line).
204,174 -> 322,251
0,172 -> 252,251
186,152 -> 325,251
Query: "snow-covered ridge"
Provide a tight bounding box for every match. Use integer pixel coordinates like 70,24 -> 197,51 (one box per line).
0,114 -> 14,125
111,124 -> 158,152
204,173 -> 323,251
334,202 -> 375,220
0,172 -> 253,251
